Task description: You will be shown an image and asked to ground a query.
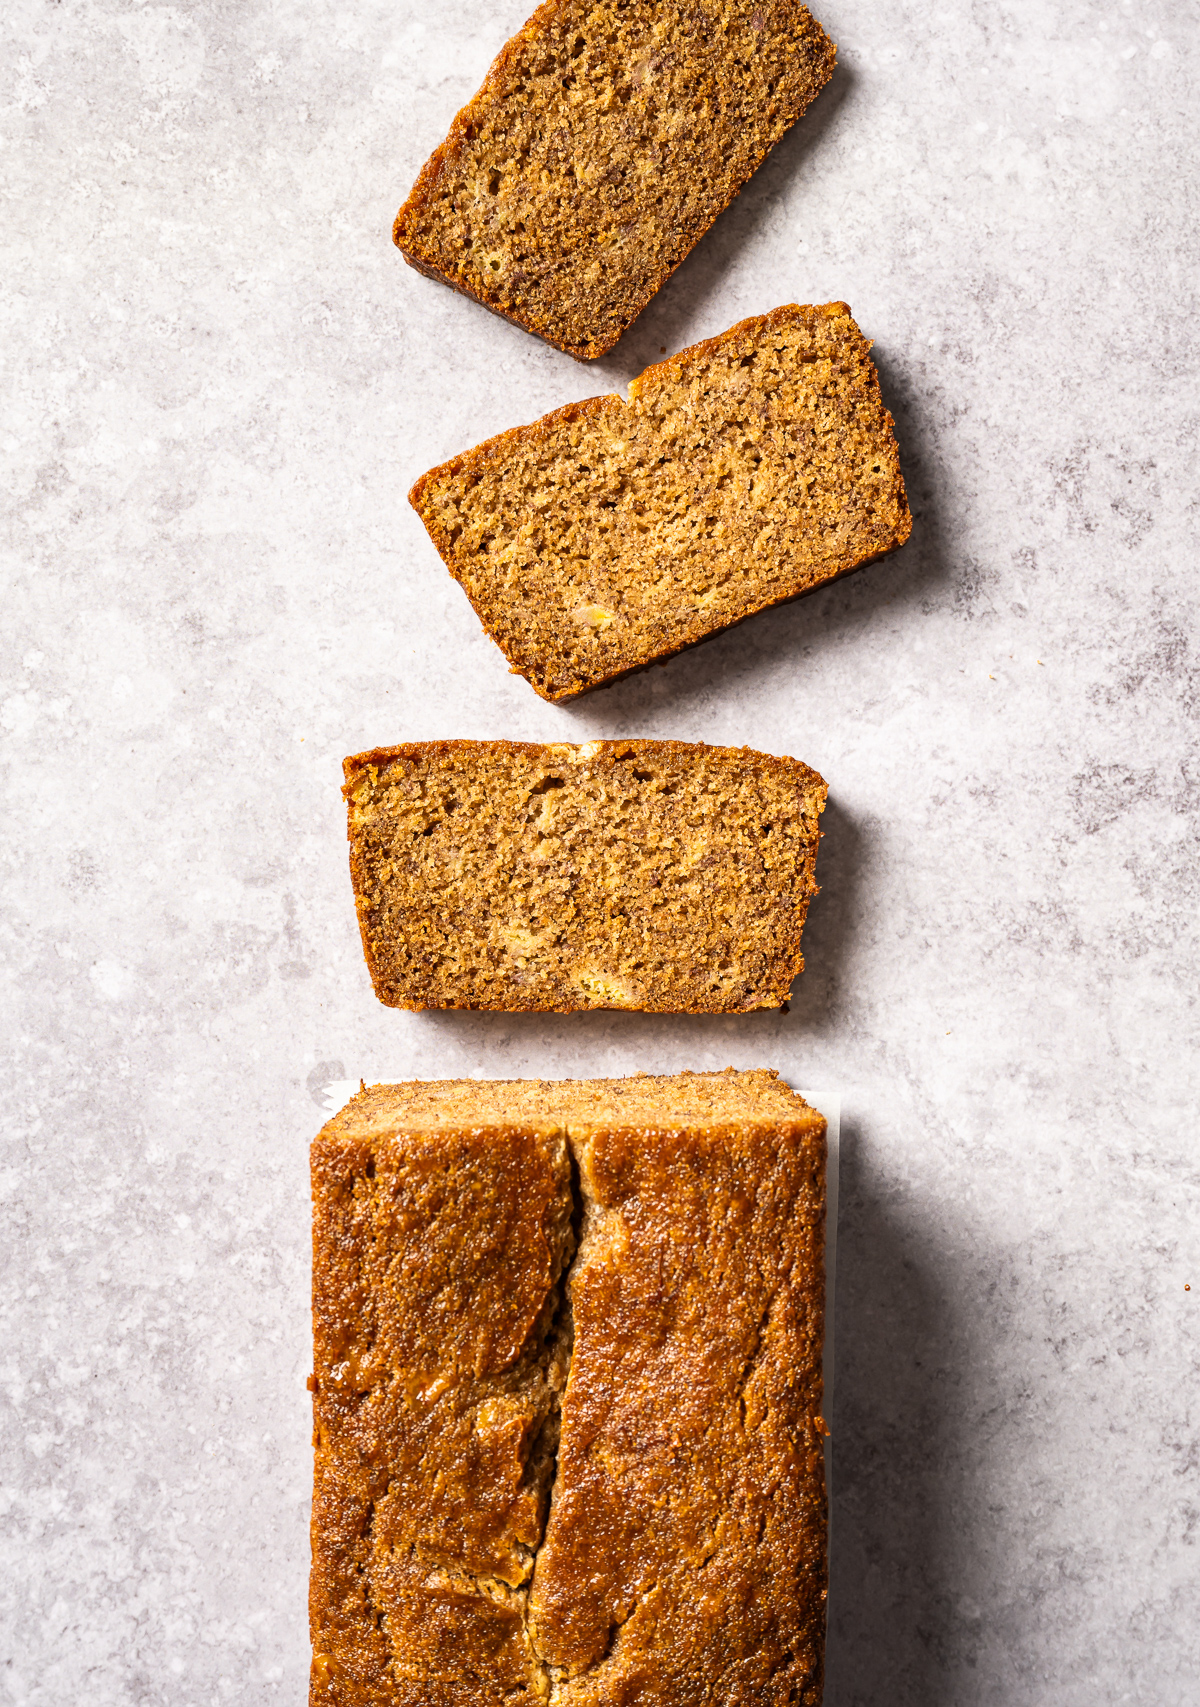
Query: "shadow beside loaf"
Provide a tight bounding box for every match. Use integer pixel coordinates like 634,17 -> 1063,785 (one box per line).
826,1123 -> 980,1706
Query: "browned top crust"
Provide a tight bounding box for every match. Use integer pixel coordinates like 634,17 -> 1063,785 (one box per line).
410,304 -> 911,700
393,1 -> 836,359
342,739 -> 827,1014
310,1122 -> 574,1705
530,1113 -> 827,1704
310,1072 -> 827,1705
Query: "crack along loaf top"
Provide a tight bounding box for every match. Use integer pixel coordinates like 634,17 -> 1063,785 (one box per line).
393,0 -> 836,358
310,1070 -> 827,1704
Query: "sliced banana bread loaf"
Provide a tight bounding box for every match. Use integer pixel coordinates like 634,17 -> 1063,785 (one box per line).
310,1070 -> 827,1705
343,739 -> 827,1013
393,2 -> 836,358
411,303 -> 911,700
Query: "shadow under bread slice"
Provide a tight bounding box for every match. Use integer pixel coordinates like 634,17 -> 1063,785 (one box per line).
343,739 -> 826,1013
410,303 -> 911,701
393,2 -> 835,360
310,1070 -> 827,1706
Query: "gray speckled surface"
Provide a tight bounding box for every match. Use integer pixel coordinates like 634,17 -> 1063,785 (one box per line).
2,0 -> 1198,1700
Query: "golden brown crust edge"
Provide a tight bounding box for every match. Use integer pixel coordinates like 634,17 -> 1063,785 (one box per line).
342,740 -> 828,1014
309,1119 -> 575,1706
392,8 -> 836,360
528,1112 -> 827,1698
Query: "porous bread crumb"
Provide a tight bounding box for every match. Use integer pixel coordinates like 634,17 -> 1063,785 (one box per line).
329,1065 -> 814,1135
342,739 -> 827,1013
410,304 -> 911,700
393,1 -> 836,359
310,1070 -> 827,1705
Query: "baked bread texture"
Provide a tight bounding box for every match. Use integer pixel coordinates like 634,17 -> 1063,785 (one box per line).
310,1069 -> 828,1705
392,3 -> 836,359
410,304 -> 911,700
343,738 -> 827,1013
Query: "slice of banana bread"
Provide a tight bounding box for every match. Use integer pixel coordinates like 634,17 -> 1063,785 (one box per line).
342,739 -> 827,1013
310,1070 -> 828,1705
410,304 -> 911,700
393,2 -> 836,359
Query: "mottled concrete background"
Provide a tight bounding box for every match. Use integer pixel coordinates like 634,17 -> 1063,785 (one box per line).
2,0 -> 1198,1701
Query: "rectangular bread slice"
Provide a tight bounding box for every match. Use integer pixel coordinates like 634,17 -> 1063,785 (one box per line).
342,738 -> 827,1013
311,1070 -> 827,1706
393,2 -> 835,359
410,303 -> 911,700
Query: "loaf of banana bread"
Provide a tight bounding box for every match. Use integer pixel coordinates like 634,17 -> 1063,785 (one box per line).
393,2 -> 836,358
410,304 -> 911,700
342,738 -> 827,1013
310,1069 -> 828,1705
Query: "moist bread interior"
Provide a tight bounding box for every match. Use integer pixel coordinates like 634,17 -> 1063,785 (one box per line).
393,2 -> 836,358
410,304 -> 910,699
343,739 -> 827,1014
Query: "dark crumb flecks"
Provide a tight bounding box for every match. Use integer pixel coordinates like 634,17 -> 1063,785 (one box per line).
342,739 -> 826,1014
411,305 -> 910,700
393,1 -> 835,358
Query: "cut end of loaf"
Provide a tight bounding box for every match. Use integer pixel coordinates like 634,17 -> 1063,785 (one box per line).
322,1066 -> 824,1139
392,1 -> 835,358
343,739 -> 826,1014
410,303 -> 911,700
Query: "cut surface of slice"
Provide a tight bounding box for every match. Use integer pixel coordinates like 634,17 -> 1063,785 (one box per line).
310,1069 -> 827,1706
343,739 -> 827,1013
410,304 -> 911,700
393,2 -> 835,359
331,1066 -> 812,1134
